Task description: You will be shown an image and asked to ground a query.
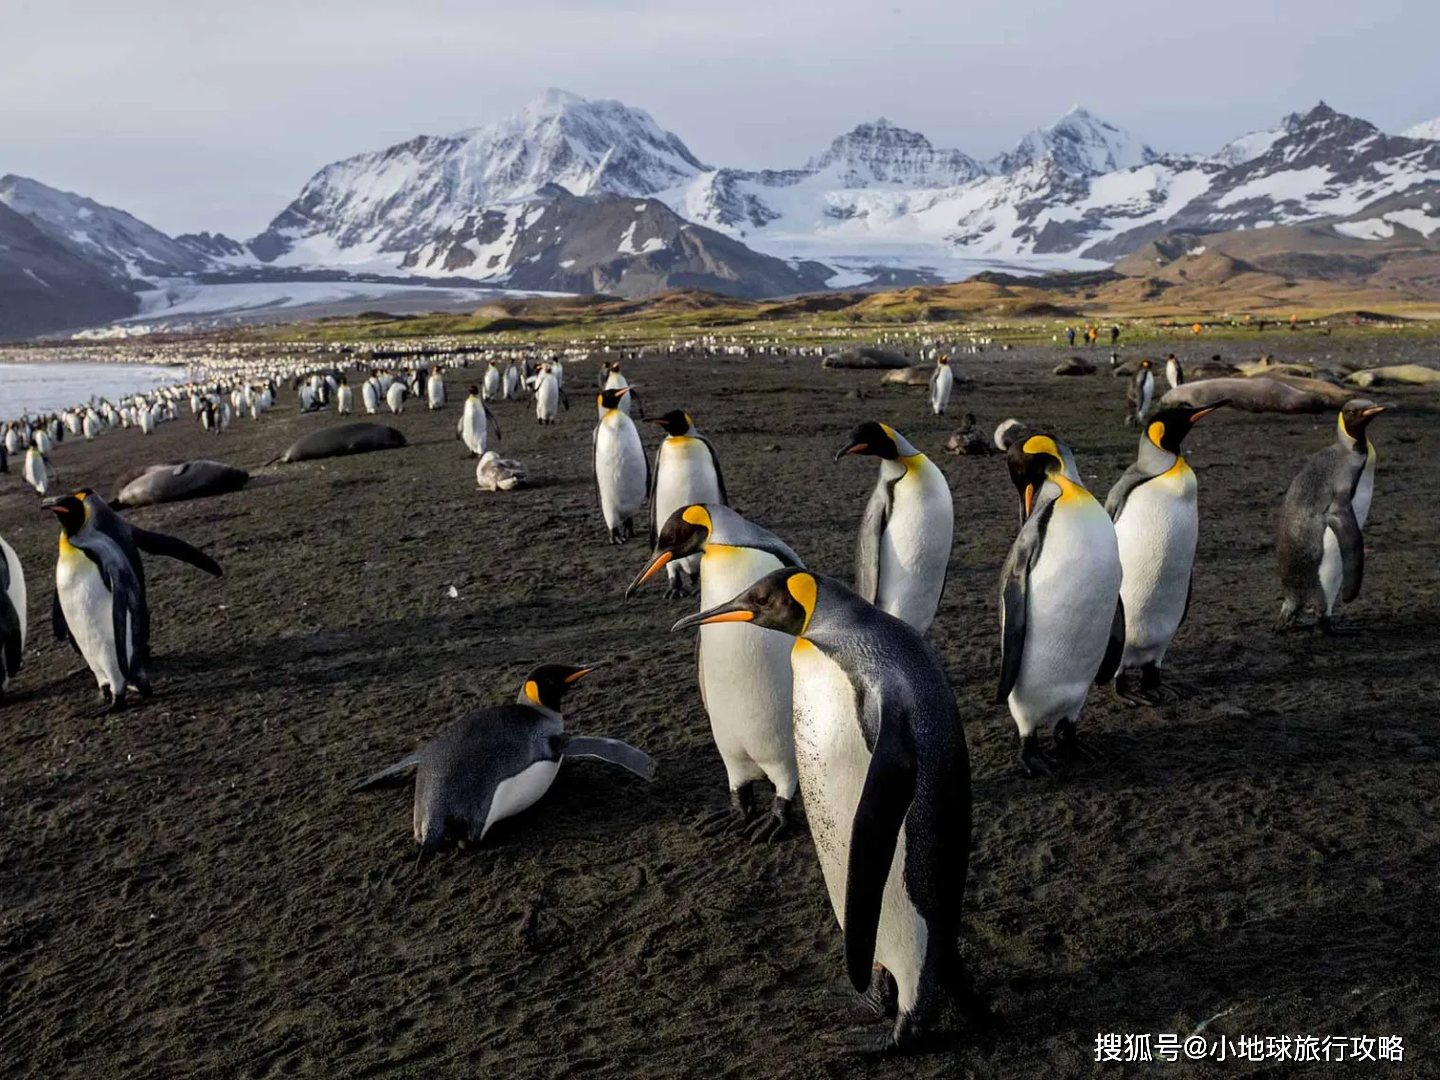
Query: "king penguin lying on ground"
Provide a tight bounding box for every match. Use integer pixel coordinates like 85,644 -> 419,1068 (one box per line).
674,569 -> 987,1054
353,664 -> 655,860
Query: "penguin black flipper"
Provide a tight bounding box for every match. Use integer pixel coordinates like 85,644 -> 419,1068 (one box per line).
0,592 -> 20,682
1103,465 -> 1153,522
855,479 -> 893,605
52,591 -> 74,644
555,735 -> 656,781
698,433 -> 729,506
485,404 -> 502,441
843,694 -> 917,993
352,754 -> 422,792
997,501 -> 1053,703
1327,502 -> 1365,603
130,528 -> 223,577
1096,597 -> 1126,685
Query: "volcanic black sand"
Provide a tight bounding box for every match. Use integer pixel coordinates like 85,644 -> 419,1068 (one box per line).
2,341 -> 1437,1078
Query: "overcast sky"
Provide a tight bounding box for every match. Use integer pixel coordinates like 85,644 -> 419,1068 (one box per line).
4,0 -> 1437,238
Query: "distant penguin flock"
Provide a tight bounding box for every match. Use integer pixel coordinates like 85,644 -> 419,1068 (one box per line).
0,334 -> 1404,1058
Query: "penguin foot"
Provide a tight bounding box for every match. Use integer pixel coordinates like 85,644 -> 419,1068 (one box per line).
608,527 -> 627,546
663,582 -> 694,600
1317,616 -> 1358,637
1019,734 -> 1055,777
834,1013 -> 927,1057
1114,671 -> 1159,708
1054,719 -> 1102,763
743,796 -> 794,844
836,966 -> 897,1021
97,687 -> 128,716
696,785 -> 755,836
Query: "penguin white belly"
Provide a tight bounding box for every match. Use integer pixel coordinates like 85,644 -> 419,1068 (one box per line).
2,538 -> 27,647
427,377 -> 444,409
1114,464 -> 1198,668
595,415 -> 646,529
56,549 -> 127,693
877,460 -> 954,634
337,386 -> 353,414
482,760 -> 561,838
537,379 -> 559,421
461,401 -> 487,455
791,641 -> 927,1013
385,384 -> 404,413
1353,453 -> 1375,528
698,547 -> 796,797
1139,375 -> 1153,418
1319,527 -> 1342,615
483,370 -> 501,399
655,439 -> 722,579
930,368 -> 953,415
1009,499 -> 1120,734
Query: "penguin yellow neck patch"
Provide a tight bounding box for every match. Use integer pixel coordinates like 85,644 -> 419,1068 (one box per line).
523,680 -> 541,707
1147,421 -> 1166,447
681,505 -> 711,530
786,572 -> 817,636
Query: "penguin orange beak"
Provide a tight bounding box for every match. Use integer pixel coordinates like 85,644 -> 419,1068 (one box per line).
671,602 -> 755,632
564,665 -> 600,684
1362,405 -> 1386,417
834,442 -> 867,462
616,386 -> 632,397
625,551 -> 672,598
1023,483 -> 1035,519
1190,400 -> 1230,421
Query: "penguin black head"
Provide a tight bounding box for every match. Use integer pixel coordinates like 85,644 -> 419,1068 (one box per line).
1140,359 -> 1153,370
1339,399 -> 1386,447
938,355 -> 949,365
1007,435 -> 1069,518
835,420 -> 901,461
599,387 -> 632,412
45,490 -> 92,535
628,505 -> 712,598
671,567 -> 814,638
1145,401 -> 1227,453
519,663 -> 600,712
467,385 -> 480,397
650,410 -> 693,437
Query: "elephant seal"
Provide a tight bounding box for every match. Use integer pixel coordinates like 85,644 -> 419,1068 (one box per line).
1053,357 -> 1096,376
823,346 -> 912,370
1160,377 -> 1334,414
880,365 -> 969,388
1346,364 -> 1440,388
114,461 -> 250,509
279,423 -> 406,463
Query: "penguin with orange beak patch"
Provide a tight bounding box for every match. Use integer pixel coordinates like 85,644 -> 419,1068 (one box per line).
673,569 -> 984,1054
1276,398 -> 1388,633
998,435 -> 1124,775
647,411 -> 727,597
353,663 -> 654,859
631,504 -> 803,841
1105,401 -> 1227,704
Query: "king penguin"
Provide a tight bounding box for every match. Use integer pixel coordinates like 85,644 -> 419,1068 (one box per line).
929,356 -> 953,416
648,411 -> 727,597
1126,359 -> 1155,426
482,360 -> 502,401
1275,399 -> 1387,633
426,367 -> 446,410
601,361 -> 640,418
0,532 -> 26,698
1164,353 -> 1184,390
998,435 -> 1124,774
674,569 -> 985,1052
336,376 -> 353,415
23,446 -> 48,497
631,504 -> 803,840
352,664 -> 654,858
836,421 -> 953,634
535,365 -> 565,424
593,387 -> 648,544
1105,401 -> 1227,704
48,492 -> 147,712
458,385 -> 501,457
362,374 -> 381,415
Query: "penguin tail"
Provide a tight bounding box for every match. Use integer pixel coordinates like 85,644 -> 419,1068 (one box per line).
352,754 -> 421,793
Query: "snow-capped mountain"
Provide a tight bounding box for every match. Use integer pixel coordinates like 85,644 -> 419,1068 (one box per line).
1402,117 -> 1440,142
0,174 -> 210,279
0,201 -> 139,338
990,106 -> 1157,177
249,89 -> 707,266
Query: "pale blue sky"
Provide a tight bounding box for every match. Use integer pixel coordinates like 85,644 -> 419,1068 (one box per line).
3,0 -> 1436,237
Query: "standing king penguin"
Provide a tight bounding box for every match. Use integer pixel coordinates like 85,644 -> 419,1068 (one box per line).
353,664 -> 654,859
336,376 -> 353,415
0,532 -> 25,698
535,365 -> 565,424
48,492 -> 147,711
648,411 -> 727,597
929,356 -> 953,417
458,386 -> 501,457
600,362 -> 640,418
674,569 -> 984,1053
632,505 -> 803,840
836,422 -> 953,634
593,387 -> 648,544
1105,401 -> 1227,704
1275,399 -> 1387,633
999,435 -> 1124,774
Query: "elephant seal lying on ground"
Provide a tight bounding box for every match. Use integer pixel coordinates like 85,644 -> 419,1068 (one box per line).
279,423 -> 406,463
113,461 -> 250,508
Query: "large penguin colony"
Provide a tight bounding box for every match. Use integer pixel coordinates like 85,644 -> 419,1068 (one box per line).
0,333 -> 1425,1062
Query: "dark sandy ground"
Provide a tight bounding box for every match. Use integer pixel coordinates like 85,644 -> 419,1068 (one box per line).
1,339 -> 1438,1079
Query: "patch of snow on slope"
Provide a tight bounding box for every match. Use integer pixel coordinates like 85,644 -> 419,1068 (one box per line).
1401,118 -> 1440,141
1381,208 -> 1440,238
1333,218 -> 1394,240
